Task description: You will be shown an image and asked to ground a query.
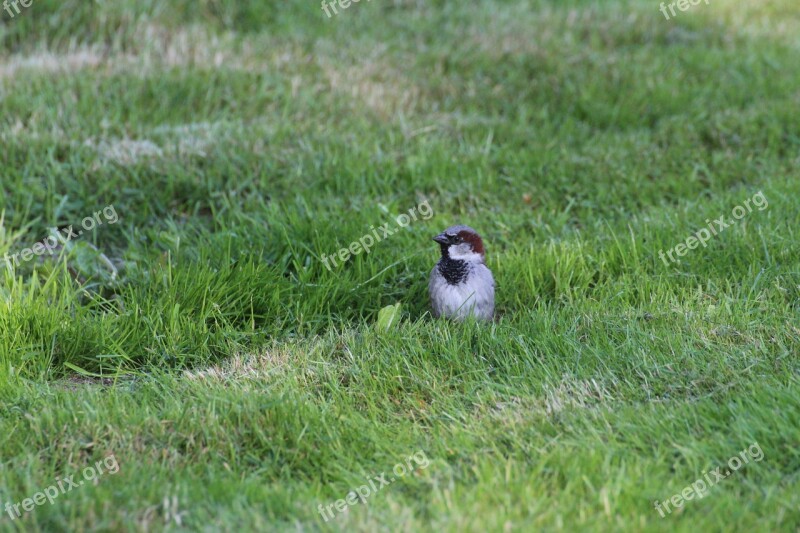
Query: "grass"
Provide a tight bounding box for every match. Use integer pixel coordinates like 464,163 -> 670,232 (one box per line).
1,0 -> 799,530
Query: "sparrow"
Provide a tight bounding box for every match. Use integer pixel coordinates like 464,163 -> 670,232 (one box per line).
429,225 -> 495,321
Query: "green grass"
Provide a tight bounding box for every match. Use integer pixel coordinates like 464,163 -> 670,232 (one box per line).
1,0 -> 799,530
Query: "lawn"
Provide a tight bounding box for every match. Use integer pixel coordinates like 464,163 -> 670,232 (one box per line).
1,0 -> 799,531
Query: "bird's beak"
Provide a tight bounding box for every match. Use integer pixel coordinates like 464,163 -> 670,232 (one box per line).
433,233 -> 450,245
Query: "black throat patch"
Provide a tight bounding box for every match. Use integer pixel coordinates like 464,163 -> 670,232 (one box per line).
437,256 -> 469,285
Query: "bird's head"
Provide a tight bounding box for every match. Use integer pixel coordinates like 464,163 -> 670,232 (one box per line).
433,225 -> 486,263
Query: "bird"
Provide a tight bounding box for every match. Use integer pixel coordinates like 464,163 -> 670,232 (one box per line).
429,225 -> 495,321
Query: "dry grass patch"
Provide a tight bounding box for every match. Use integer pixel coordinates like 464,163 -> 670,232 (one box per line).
80,119 -> 278,166
83,138 -> 165,166
0,25 -> 310,80
540,376 -> 616,415
0,48 -> 105,80
712,0 -> 800,47
317,45 -> 423,120
182,349 -> 291,382
487,375 -> 618,425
